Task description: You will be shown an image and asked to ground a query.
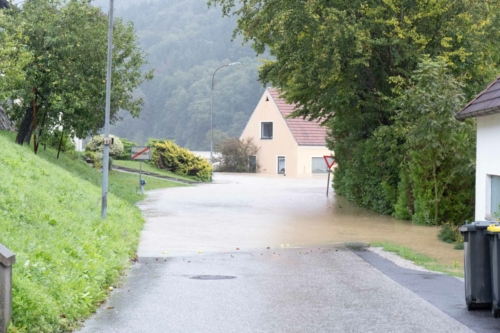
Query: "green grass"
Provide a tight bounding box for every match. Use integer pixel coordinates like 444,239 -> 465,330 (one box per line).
371,241 -> 464,277
110,171 -> 187,192
113,159 -> 197,182
0,132 -> 183,332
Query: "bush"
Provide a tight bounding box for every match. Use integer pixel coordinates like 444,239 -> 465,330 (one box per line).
147,139 -> 212,181
85,134 -> 124,157
85,135 -> 123,170
438,222 -> 463,244
214,137 -> 259,172
116,138 -> 137,160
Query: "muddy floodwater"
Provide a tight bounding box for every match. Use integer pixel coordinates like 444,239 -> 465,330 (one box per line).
138,173 -> 462,269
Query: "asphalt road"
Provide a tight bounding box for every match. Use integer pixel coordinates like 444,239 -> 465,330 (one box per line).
79,247 -> 474,333
77,174 -> 496,333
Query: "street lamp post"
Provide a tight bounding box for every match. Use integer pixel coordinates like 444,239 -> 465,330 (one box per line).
210,62 -> 240,164
101,0 -> 114,219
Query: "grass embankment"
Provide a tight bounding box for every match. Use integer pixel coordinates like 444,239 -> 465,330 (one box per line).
113,159 -> 196,182
371,241 -> 463,277
0,132 -> 182,332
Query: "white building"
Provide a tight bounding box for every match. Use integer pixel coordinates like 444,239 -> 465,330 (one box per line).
456,75 -> 500,221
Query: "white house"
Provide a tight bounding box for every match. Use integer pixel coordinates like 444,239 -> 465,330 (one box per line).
456,75 -> 500,221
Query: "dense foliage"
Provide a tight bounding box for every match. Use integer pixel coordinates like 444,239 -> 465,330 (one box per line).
116,138 -> 137,160
148,139 -> 212,181
0,0 -> 152,146
210,0 -> 500,225
0,11 -> 31,101
0,133 -> 144,332
214,137 -> 259,172
108,0 -> 267,148
382,58 -> 476,225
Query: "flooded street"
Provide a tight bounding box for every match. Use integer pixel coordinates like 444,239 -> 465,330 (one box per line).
138,173 -> 462,268
80,172 -> 489,333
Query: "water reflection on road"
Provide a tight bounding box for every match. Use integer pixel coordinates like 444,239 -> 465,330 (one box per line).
138,173 -> 462,268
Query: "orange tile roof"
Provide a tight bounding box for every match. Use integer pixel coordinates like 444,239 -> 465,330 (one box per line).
268,88 -> 328,146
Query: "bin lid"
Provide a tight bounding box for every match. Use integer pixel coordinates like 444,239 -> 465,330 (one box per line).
487,224 -> 500,233
459,221 -> 498,232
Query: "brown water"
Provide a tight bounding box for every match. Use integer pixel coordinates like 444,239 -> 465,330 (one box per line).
138,173 -> 462,270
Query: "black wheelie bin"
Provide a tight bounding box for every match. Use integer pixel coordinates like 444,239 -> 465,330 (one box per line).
460,221 -> 498,310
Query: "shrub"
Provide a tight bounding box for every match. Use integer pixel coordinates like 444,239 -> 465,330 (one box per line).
214,137 -> 260,172
116,138 -> 137,160
85,135 -> 123,170
147,139 -> 212,181
438,222 -> 463,244
85,134 -> 124,157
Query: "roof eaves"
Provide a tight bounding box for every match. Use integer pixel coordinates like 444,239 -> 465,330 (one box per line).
456,75 -> 500,120
455,105 -> 500,120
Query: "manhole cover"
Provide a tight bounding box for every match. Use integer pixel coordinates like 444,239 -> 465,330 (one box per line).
189,275 -> 237,280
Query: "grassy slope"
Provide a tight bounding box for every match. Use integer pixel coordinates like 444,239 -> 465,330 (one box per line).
113,159 -> 196,182
0,133 -> 181,332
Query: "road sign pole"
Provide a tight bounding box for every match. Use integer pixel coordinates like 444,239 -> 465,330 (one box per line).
326,170 -> 331,197
140,160 -> 144,195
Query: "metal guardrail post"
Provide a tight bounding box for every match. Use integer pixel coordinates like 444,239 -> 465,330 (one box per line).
0,243 -> 15,333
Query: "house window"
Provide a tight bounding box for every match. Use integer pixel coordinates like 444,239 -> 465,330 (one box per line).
311,157 -> 327,173
491,176 -> 500,219
261,122 -> 273,139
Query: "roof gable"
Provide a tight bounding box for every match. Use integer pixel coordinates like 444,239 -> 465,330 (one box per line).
268,88 -> 327,146
456,75 -> 500,120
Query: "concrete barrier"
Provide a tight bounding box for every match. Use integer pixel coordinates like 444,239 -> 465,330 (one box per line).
0,244 -> 15,333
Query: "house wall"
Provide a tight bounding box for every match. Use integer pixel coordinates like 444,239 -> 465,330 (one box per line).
476,113 -> 500,220
297,146 -> 334,175
240,90 -> 299,175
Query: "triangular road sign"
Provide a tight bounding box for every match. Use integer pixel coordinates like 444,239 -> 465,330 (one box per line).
324,156 -> 336,169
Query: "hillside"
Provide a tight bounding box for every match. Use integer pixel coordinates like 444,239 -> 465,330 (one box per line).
0,133 -> 174,332
105,0 -> 268,149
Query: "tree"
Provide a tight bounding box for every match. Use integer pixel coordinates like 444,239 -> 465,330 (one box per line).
209,0 -> 500,215
0,10 -> 31,101
214,137 -> 259,172
1,0 -> 152,149
381,58 -> 475,225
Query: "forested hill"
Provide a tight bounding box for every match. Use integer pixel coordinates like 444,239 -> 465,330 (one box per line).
99,0 -> 267,149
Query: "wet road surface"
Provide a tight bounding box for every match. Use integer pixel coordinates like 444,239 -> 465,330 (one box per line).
137,173 -> 461,267
78,173 -> 492,332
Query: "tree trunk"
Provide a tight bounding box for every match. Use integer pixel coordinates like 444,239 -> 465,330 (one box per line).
57,128 -> 64,159
433,163 -> 439,225
34,110 -> 48,154
15,107 -> 34,145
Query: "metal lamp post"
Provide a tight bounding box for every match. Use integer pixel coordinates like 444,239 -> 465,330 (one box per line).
101,0 -> 114,219
210,62 -> 240,164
